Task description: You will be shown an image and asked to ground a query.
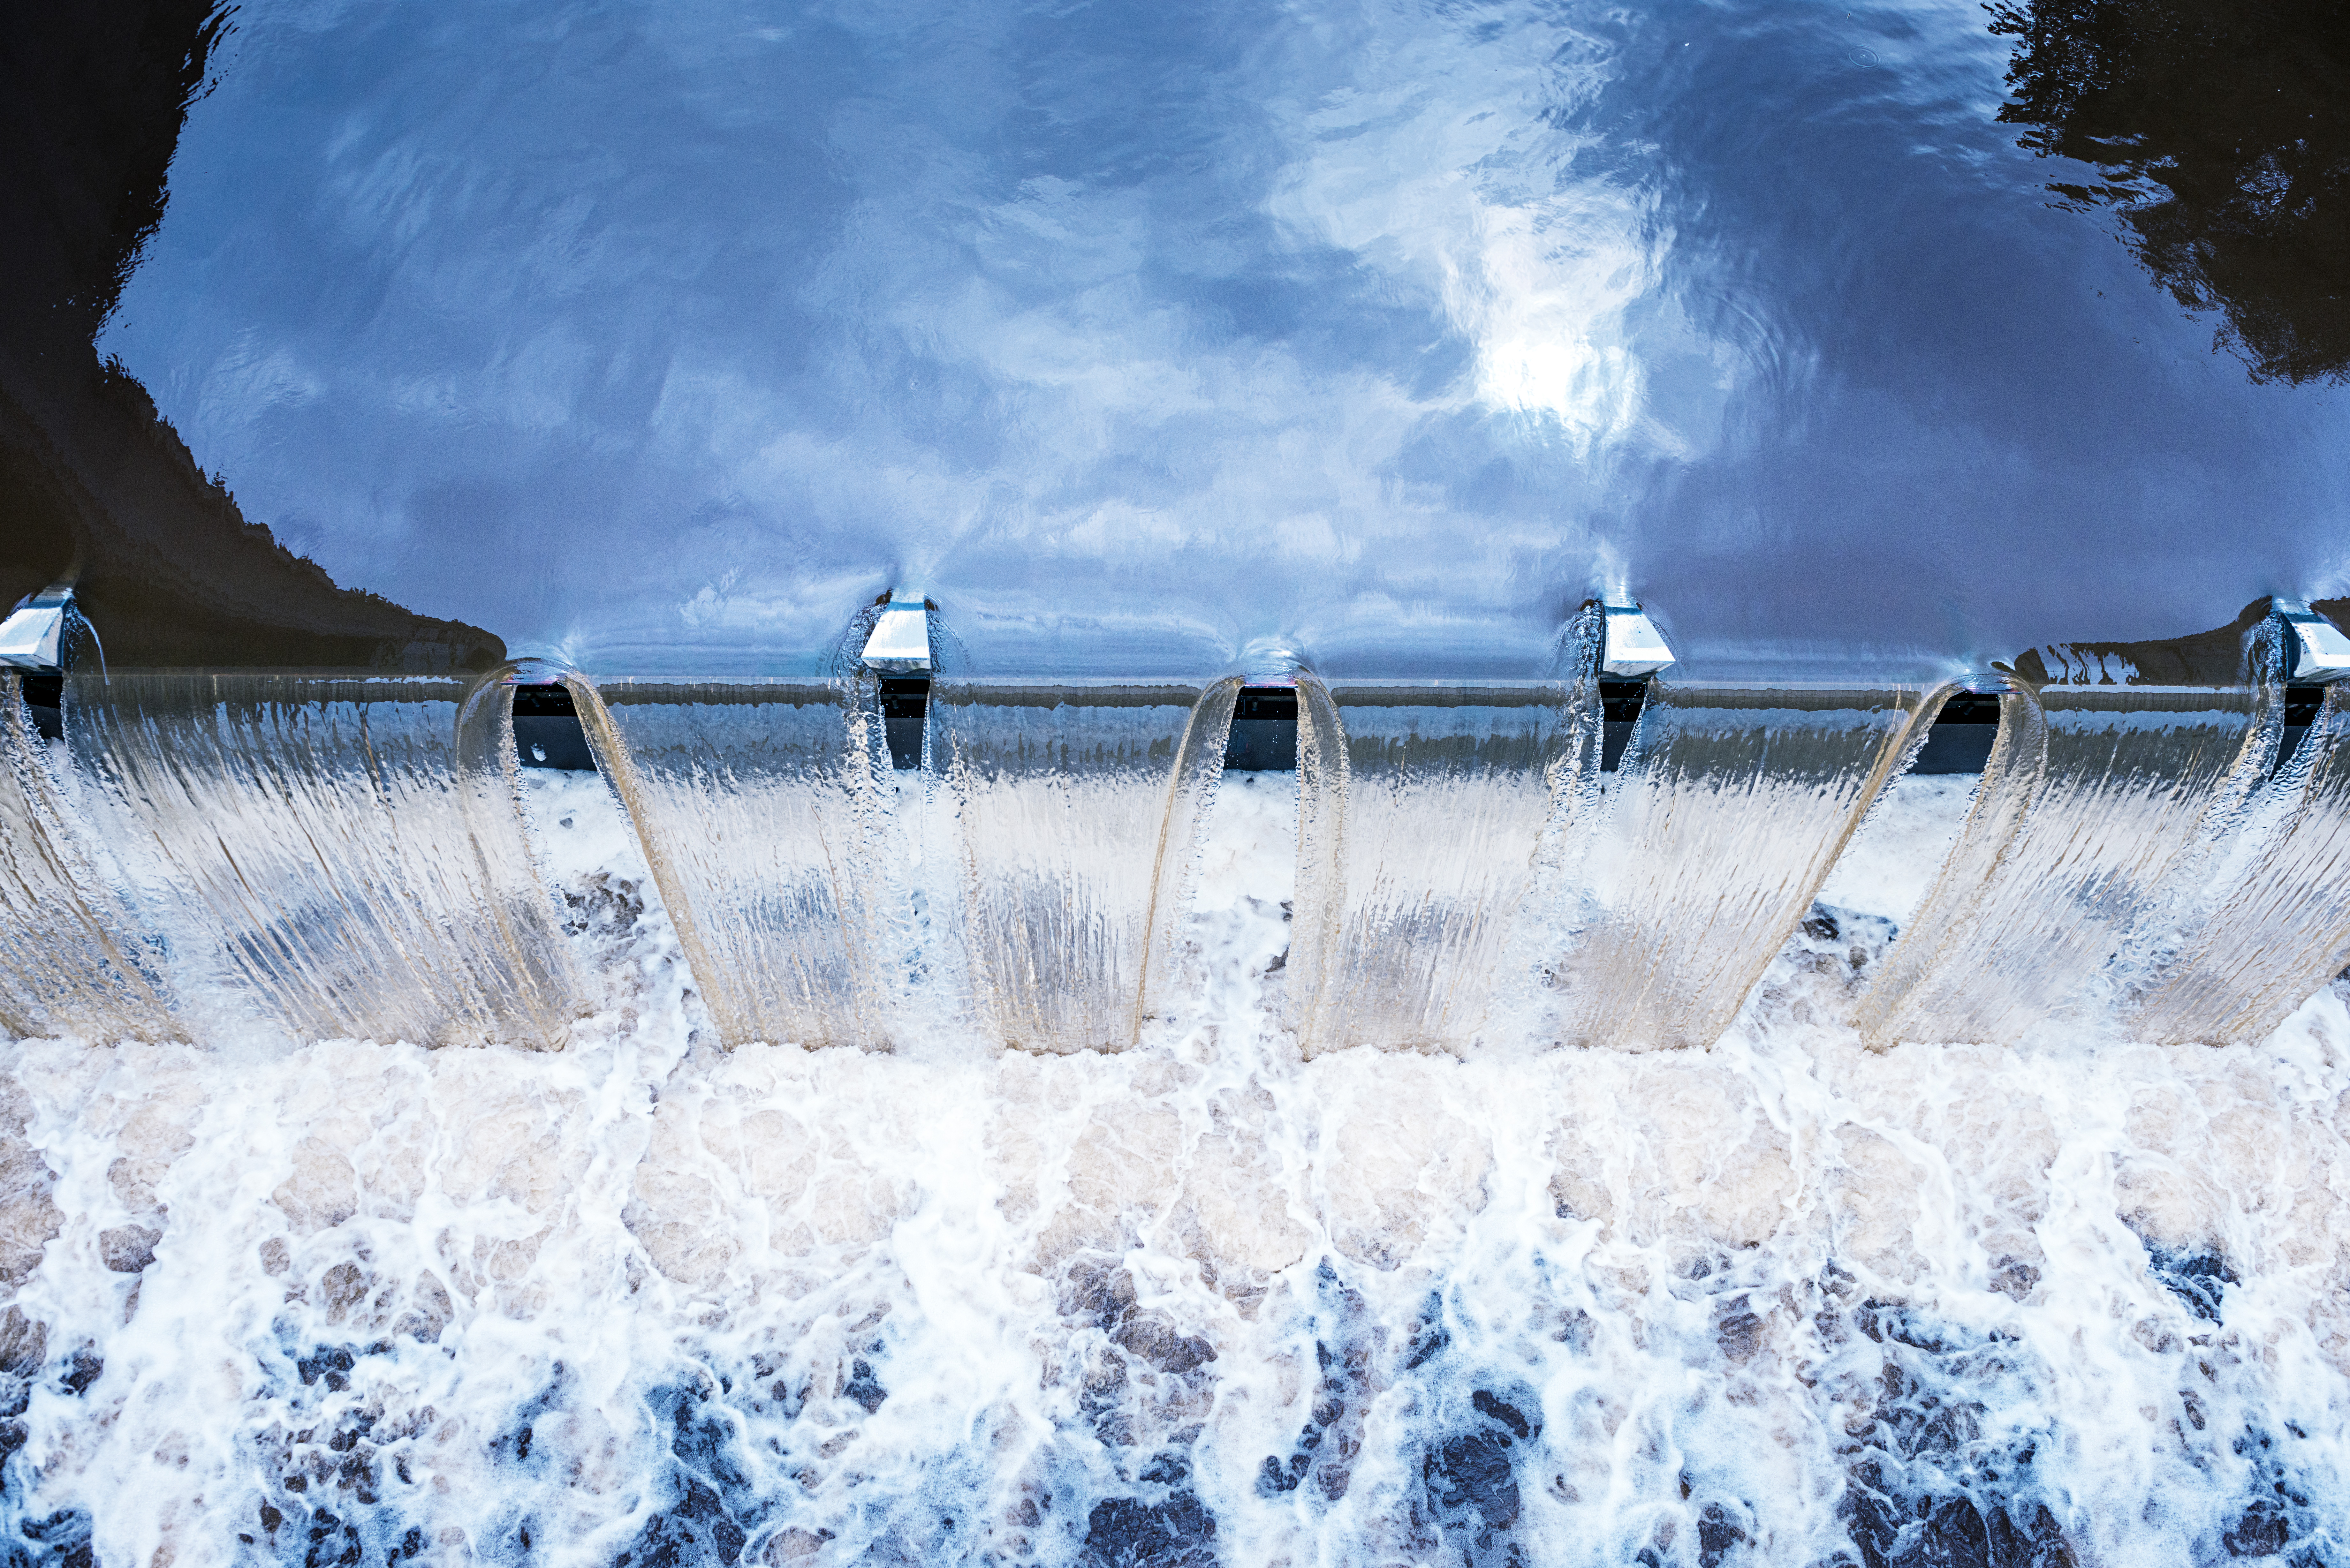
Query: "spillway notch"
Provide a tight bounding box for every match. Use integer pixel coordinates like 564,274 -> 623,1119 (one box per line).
1225,686 -> 1299,772
1910,688 -> 2000,776
1599,678 -> 1646,772
879,676 -> 929,770
2281,682 -> 2328,772
512,682 -> 595,771
18,673 -> 61,742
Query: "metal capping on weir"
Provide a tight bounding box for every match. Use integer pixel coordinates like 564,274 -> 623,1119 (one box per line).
488,592 -> 2345,783
495,597 -> 2008,777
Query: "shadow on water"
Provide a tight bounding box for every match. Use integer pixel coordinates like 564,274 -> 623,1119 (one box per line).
1989,0 -> 2350,386
0,3 -> 501,668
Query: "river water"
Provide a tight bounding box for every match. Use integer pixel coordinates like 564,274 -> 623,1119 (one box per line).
86,0 -> 2350,678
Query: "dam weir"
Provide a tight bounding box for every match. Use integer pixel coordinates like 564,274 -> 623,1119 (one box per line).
5,599 -> 2347,1055
9,593 -> 2350,1565
25,0 -> 2350,1548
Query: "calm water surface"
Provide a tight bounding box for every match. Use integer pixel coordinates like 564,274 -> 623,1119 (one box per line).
86,0 -> 2350,677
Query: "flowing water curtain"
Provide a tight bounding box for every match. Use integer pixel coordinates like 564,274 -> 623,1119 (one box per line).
62,669 -> 582,1048
2122,683 -> 2350,1044
571,678 -> 896,1051
1855,680 -> 2276,1048
0,673 -> 178,1042
1287,680 -> 1600,1057
1549,683 -> 1946,1052
930,680 -> 1237,1054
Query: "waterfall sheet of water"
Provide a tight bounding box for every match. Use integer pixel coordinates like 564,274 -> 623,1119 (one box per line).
57,670 -> 581,1050
1544,682 -> 1945,1052
931,680 -> 1239,1055
2125,683 -> 2350,1045
570,677 -> 899,1051
21,666 -> 2350,1064
1290,678 -> 1597,1057
1859,681 -> 2276,1049
0,675 -> 175,1044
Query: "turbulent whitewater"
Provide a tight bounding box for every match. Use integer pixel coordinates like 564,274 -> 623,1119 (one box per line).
0,763 -> 2347,1565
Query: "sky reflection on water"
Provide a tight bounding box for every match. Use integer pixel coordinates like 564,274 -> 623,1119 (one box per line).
95,0 -> 2350,678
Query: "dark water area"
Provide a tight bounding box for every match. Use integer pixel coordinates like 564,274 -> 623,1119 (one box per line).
1990,0 -> 2350,389
0,4 -> 499,669
6,0 -> 2347,675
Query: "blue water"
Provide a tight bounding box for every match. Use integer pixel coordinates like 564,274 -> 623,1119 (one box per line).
99,0 -> 2347,677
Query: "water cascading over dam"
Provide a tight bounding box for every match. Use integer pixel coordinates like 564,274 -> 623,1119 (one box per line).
566,676 -> 898,1053
61,667 -> 584,1051
1285,676 -> 1594,1058
928,679 -> 1239,1056
0,676 -> 174,1046
12,0 -> 2350,1558
1538,680 -> 1949,1054
56,605 -> 2350,1064
6,592 -> 2350,1563
2127,682 -> 2350,1046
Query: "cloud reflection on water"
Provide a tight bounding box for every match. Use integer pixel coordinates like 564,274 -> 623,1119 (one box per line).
92,0 -> 2350,677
